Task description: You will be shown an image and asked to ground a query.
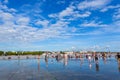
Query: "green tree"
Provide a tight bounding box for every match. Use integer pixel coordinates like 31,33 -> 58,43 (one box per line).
0,51 -> 4,55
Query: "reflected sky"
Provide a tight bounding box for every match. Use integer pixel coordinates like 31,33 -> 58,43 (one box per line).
0,56 -> 120,80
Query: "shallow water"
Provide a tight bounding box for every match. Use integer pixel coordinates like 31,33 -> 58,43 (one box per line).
0,56 -> 120,80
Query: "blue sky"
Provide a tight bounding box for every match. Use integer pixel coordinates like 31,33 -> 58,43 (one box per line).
0,0 -> 120,51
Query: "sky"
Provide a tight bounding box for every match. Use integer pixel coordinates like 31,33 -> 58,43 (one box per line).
0,0 -> 120,51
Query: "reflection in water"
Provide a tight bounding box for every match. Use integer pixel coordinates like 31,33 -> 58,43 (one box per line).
118,59 -> 120,72
1,53 -> 120,80
45,54 -> 48,67
17,56 -> 20,66
95,63 -> 99,72
102,53 -> 107,64
63,54 -> 68,66
80,58 -> 84,67
89,63 -> 92,69
88,55 -> 92,69
95,54 -> 99,64
37,57 -> 40,72
55,54 -> 62,62
102,57 -> 107,64
94,54 -> 99,72
43,53 -> 120,73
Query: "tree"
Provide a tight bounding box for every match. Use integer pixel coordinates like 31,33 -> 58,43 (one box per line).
0,51 -> 4,55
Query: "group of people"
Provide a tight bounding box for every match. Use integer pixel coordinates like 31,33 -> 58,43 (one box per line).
44,52 -> 119,62
44,52 -> 120,72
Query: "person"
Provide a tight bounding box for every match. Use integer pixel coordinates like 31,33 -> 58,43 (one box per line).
45,54 -> 48,61
88,55 -> 92,63
95,55 -> 98,62
102,53 -> 106,57
116,53 -> 120,72
117,59 -> 120,72
116,53 -> 120,59
94,54 -> 99,72
86,54 -> 88,59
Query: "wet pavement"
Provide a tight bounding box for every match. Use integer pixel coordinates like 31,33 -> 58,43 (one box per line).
0,56 -> 120,80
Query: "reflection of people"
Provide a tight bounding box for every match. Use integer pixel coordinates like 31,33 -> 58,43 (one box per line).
89,63 -> 92,69
94,54 -> 99,71
56,54 -> 62,62
118,59 -> 120,72
108,53 -> 111,58
63,54 -> 68,66
95,63 -> 99,72
45,54 -> 48,67
37,58 -> 40,72
56,55 -> 59,61
102,56 -> 107,64
88,55 -> 92,69
38,55 -> 40,59
80,57 -> 84,67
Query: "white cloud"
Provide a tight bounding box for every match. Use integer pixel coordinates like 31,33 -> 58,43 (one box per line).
80,21 -> 107,27
100,4 -> 120,12
59,5 -> 75,18
16,17 -> 30,25
48,0 -> 110,22
0,3 -> 74,43
0,0 -> 120,51
78,0 -> 110,10
0,11 -> 14,21
49,4 -> 91,21
35,20 -> 49,27
75,11 -> 91,18
113,8 -> 120,20
0,2 -> 17,13
48,5 -> 76,19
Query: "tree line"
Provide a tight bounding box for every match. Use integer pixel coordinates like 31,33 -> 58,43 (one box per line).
0,51 -> 44,56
